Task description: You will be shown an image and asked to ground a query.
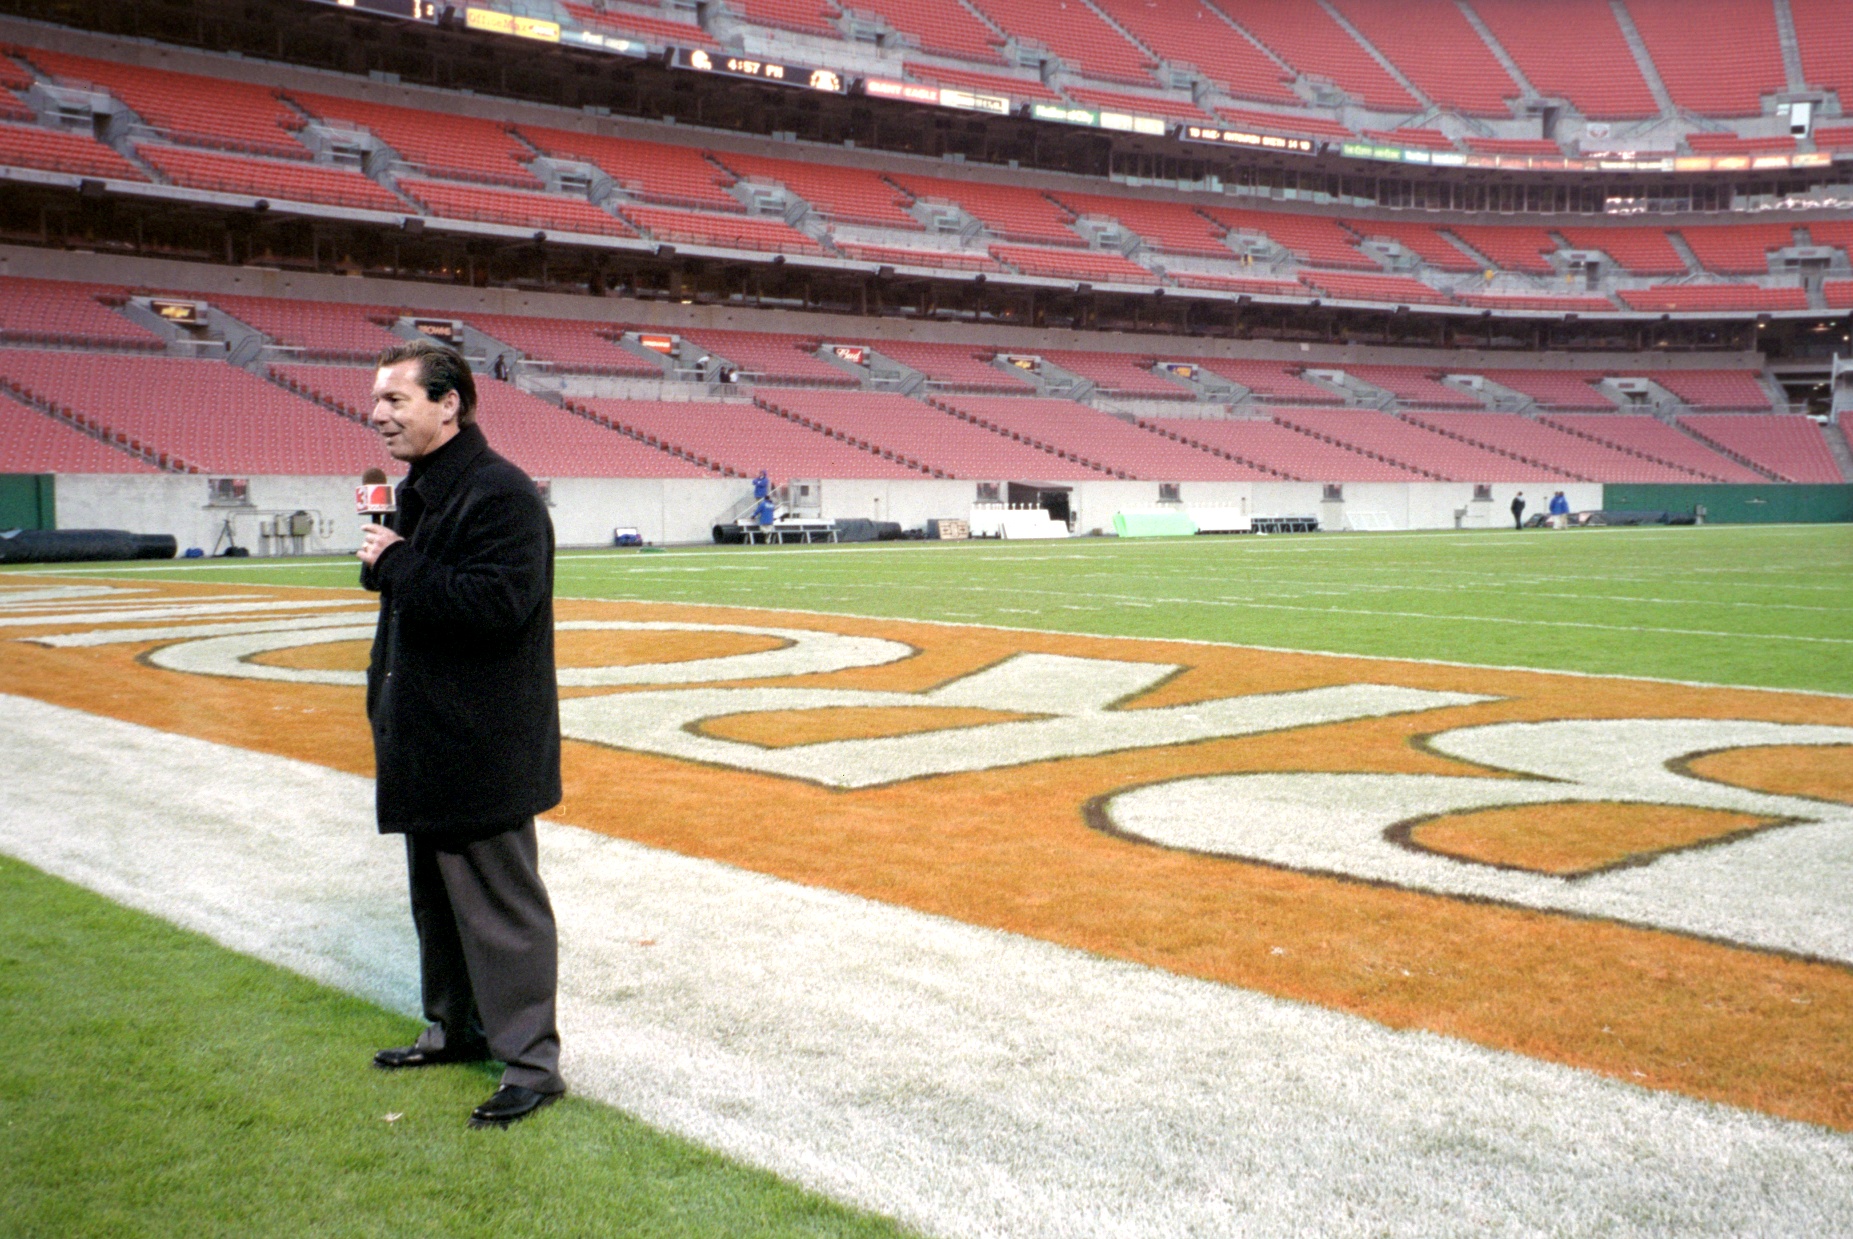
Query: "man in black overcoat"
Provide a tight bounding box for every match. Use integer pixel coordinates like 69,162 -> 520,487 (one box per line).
357,337 -> 565,1129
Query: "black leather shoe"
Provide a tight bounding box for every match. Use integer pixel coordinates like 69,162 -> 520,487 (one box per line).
468,1084 -> 563,1129
373,1041 -> 492,1070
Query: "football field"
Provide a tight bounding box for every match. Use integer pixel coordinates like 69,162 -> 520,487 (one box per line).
4,524 -> 1851,1236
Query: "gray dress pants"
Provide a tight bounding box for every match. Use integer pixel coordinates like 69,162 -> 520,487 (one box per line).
405,819 -> 564,1093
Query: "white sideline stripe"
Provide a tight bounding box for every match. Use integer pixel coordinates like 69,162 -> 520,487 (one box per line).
0,600 -> 376,628
2,694 -> 1849,1237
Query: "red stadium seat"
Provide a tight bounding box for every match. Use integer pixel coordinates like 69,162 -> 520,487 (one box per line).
1675,415 -> 1843,482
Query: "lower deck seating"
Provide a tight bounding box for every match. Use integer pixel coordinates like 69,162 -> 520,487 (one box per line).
0,393 -> 159,472
990,245 -> 1157,284
572,396 -> 922,481
1400,410 -> 1711,482
1445,226 -> 1561,275
214,296 -> 403,360
1539,414 -> 1768,482
1473,369 -> 1613,409
0,120 -> 147,180
462,314 -> 660,376
931,395 -> 1246,480
1674,415 -> 1843,483
1036,350 -> 1192,399
865,341 -> 1035,392
1139,417 -> 1395,480
1342,365 -> 1480,407
1827,280 -> 1853,310
0,277 -> 161,350
1274,408 -> 1569,481
1199,361 -> 1344,404
1298,272 -> 1453,306
619,204 -> 824,255
756,389 -> 1097,479
398,179 -> 638,238
136,144 -> 403,212
676,329 -> 854,386
1649,370 -> 1774,410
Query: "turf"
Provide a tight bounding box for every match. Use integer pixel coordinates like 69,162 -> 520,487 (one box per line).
0,854 -> 914,1239
26,524 -> 1853,693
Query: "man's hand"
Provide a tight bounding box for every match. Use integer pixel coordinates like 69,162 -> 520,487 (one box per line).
357,524 -> 404,567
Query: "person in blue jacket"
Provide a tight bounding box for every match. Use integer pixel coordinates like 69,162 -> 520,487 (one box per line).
1549,491 -> 1570,519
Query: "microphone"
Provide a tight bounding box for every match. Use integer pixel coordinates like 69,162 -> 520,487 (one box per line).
357,467 -> 395,525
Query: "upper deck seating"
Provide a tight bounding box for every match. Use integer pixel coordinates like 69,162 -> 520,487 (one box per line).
135,144 -> 404,212
398,179 -> 638,238
1212,106 -> 1354,140
0,120 -> 148,180
1329,0 -> 1518,115
1203,207 -> 1373,268
0,351 -> 389,474
1651,370 -> 1775,409
287,91 -> 543,189
560,3 -> 723,48
1087,0 -> 1298,104
832,242 -> 1005,272
1274,407 -> 1569,481
756,389 -> 1100,479
1036,350 -> 1193,399
1342,220 -> 1478,271
1199,360 -> 1344,403
214,297 -> 402,360
676,329 -> 855,386
1617,286 -> 1810,313
890,175 -> 1083,246
1676,223 -> 1797,274
711,153 -> 920,229
990,244 -> 1159,284
1539,413 -> 1767,482
1446,225 -> 1561,274
963,0 -> 1157,85
573,396 -> 922,480
462,314 -> 662,376
843,0 -> 1007,62
932,395 -> 1244,479
1061,87 -> 1213,123
865,341 -> 1035,392
616,204 -> 823,254
1142,416 -> 1417,481
726,0 -> 845,38
1675,414 -> 1843,482
1556,226 -> 1687,275
1360,128 -> 1457,151
0,394 -> 160,472
1344,366 -> 1481,407
1167,273 -> 1307,298
1625,0 -> 1786,117
25,50 -> 306,159
904,64 -> 1063,102
1047,192 -> 1230,258
1825,280 -> 1853,310
1208,0 -> 1417,112
0,277 -> 160,350
1790,0 -> 1853,107
1456,294 -> 1618,313
518,126 -> 741,212
1299,271 -> 1453,306
1400,410 -> 1710,482
1464,0 -> 1657,118
1473,370 -> 1613,410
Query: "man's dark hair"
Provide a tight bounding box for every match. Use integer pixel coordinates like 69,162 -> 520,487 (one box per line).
378,336 -> 478,427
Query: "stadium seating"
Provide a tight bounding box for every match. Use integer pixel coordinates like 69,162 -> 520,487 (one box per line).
1341,220 -> 1479,272
1676,223 -> 1797,274
1343,366 -> 1481,407
398,179 -> 638,238
560,2 -> 723,48
24,50 -> 307,160
1812,126 -> 1853,150
467,379 -> 721,478
1328,0 -> 1516,115
1539,413 -> 1768,482
1462,138 -> 1564,156
832,242 -> 1005,272
1400,410 -> 1711,482
286,91 -> 543,189
571,395 -> 924,480
1298,272 -> 1453,306
844,0 -> 1007,63
1473,370 -> 1613,410
1087,0 -> 1298,104
1802,220 -> 1853,257
1617,286 -> 1811,313
1061,87 -> 1212,123
0,391 -> 160,472
1034,350 -> 1193,399
1360,128 -> 1456,151
1465,0 -> 1658,118
1675,414 -> 1843,482
962,0 -> 1157,85
1198,361 -> 1344,404
989,244 -> 1158,284
890,175 -> 1083,247
1684,133 -> 1798,156
1651,370 -> 1775,409
1825,280 -> 1853,311
903,63 -> 1063,103
710,152 -> 921,229
1142,416 -> 1419,481
1624,0 -> 1786,117
1201,207 -> 1373,269
1211,107 -> 1354,141
0,277 -> 161,350
862,341 -> 1034,391
518,126 -> 743,213
0,350 -> 389,474
1790,0 -> 1853,105
727,0 -> 845,38
1273,407 -> 1569,481
135,144 -> 404,212
1446,225 -> 1560,275
1166,273 -> 1307,298
930,395 -> 1244,479
214,297 -> 403,361
1209,0 -> 1417,112
617,203 -> 822,254
1455,293 -> 1618,313
0,120 -> 148,180
1556,227 -> 1687,276
0,83 -> 34,123
1046,192 -> 1230,258
460,314 -> 662,376
675,329 -> 855,385
755,388 -> 1098,478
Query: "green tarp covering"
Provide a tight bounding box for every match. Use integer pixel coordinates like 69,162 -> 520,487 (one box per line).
1113,510 -> 1199,538
1601,484 -> 1853,524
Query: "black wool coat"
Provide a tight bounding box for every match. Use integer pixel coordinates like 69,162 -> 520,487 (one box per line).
360,423 -> 562,837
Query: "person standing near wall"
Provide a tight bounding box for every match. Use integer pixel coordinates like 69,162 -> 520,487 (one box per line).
1510,491 -> 1526,529
356,337 -> 566,1130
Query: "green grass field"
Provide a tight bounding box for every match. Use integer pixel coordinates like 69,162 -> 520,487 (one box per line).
6,523 -> 1851,1236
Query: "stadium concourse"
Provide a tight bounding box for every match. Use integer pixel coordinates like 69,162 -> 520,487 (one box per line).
2,0 -> 1853,1233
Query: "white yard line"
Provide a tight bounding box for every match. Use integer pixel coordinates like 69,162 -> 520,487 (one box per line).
1,693 -> 1848,1238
